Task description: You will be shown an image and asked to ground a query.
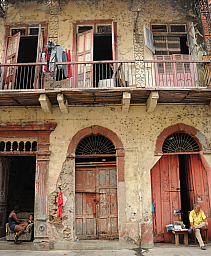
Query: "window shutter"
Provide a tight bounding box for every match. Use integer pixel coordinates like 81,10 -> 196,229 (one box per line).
144,25 -> 155,54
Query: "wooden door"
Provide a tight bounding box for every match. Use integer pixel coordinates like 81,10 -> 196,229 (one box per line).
2,32 -> 20,89
76,29 -> 93,88
34,24 -> 43,89
96,166 -> 118,238
185,154 -> 210,216
154,55 -> 174,87
75,165 -> 118,239
0,157 -> 10,237
151,155 -> 181,242
172,54 -> 197,87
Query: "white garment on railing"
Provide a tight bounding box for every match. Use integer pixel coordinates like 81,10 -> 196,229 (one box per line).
49,45 -> 63,71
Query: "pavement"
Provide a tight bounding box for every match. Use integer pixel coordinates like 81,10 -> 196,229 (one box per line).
0,241 -> 210,256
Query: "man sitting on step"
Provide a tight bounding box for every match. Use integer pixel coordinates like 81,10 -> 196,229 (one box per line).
189,204 -> 208,250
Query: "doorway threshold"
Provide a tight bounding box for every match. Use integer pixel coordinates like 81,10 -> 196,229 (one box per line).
54,240 -> 139,250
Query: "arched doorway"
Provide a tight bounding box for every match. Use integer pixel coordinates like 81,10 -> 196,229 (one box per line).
151,124 -> 211,242
67,126 -> 125,240
75,134 -> 118,239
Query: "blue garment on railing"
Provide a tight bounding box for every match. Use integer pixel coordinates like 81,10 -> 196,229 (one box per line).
49,45 -> 63,71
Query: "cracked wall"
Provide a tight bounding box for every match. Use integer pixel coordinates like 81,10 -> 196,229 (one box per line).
0,103 -> 210,247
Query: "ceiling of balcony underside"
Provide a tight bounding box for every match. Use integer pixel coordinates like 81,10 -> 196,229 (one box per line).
0,88 -> 211,106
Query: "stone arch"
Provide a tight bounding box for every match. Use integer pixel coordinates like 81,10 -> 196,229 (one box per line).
155,123 -> 210,155
67,125 -> 125,182
62,125 -> 131,243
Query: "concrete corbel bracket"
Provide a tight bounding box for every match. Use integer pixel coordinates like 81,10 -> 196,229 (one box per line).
39,94 -> 52,114
57,93 -> 69,114
146,91 -> 159,113
122,92 -> 131,113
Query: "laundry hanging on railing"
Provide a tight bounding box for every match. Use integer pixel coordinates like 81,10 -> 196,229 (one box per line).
43,41 -> 69,81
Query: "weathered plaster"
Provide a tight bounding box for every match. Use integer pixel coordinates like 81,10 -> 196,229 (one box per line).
0,103 -> 210,247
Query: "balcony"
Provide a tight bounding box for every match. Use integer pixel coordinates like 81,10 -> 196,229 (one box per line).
0,58 -> 211,107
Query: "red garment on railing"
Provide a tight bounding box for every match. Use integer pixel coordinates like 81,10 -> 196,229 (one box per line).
57,191 -> 63,217
65,49 -> 72,78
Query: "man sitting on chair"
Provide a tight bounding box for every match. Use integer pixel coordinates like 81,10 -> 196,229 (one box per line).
189,204 -> 208,250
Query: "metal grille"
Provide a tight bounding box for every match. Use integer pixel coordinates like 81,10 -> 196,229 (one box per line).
162,133 -> 200,153
76,135 -> 116,155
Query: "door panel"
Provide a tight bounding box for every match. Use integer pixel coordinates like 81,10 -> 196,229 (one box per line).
151,155 -> 181,242
76,29 -> 93,88
0,157 -> 10,237
75,167 -> 96,239
172,54 -> 197,87
186,154 -> 210,216
75,165 -> 118,239
154,55 -> 174,87
96,167 -> 118,238
2,32 -> 20,89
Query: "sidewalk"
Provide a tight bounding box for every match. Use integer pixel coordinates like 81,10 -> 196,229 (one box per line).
147,242 -> 211,256
0,241 -> 210,255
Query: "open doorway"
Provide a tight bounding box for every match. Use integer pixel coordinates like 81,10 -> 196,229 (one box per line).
94,35 -> 113,86
179,154 -> 191,228
15,37 -> 38,89
0,156 -> 36,238
74,22 -> 116,88
7,156 -> 36,214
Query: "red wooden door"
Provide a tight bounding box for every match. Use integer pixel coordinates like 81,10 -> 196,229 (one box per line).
2,32 -> 20,89
172,54 -> 197,87
185,154 -> 210,216
154,55 -> 174,87
151,155 -> 181,242
0,157 -> 10,237
75,165 -> 118,239
75,29 -> 93,88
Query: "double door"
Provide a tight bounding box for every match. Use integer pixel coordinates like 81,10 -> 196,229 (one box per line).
75,165 -> 118,239
151,154 -> 210,242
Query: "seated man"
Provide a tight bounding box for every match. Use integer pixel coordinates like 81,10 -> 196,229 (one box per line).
8,205 -> 28,244
189,204 -> 208,250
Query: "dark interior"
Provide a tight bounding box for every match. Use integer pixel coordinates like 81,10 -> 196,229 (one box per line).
180,37 -> 189,54
93,35 -> 113,87
15,37 -> 38,89
6,156 -> 36,215
179,154 -> 191,228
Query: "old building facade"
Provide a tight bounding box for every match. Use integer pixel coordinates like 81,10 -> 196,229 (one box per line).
0,0 -> 211,250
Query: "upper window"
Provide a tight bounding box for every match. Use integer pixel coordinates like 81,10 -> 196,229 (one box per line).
9,25 -> 45,37
151,23 -> 188,55
151,23 -> 187,34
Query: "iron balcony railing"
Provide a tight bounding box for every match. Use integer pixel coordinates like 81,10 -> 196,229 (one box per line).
0,59 -> 211,90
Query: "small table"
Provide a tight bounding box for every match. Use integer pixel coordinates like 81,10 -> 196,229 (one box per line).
172,230 -> 188,246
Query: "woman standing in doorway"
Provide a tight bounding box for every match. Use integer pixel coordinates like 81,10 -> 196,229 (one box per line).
8,205 -> 28,244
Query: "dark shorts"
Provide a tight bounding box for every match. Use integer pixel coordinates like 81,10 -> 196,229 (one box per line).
9,223 -> 17,232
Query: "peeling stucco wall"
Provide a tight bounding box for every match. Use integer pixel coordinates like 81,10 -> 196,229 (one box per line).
0,103 -> 210,246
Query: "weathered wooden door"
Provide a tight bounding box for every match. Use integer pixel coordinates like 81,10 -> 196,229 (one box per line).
172,54 -> 197,87
154,55 -> 175,87
1,32 -> 20,89
0,157 -> 10,237
151,155 -> 181,242
185,154 -> 210,216
75,29 -> 93,88
75,165 -> 118,239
